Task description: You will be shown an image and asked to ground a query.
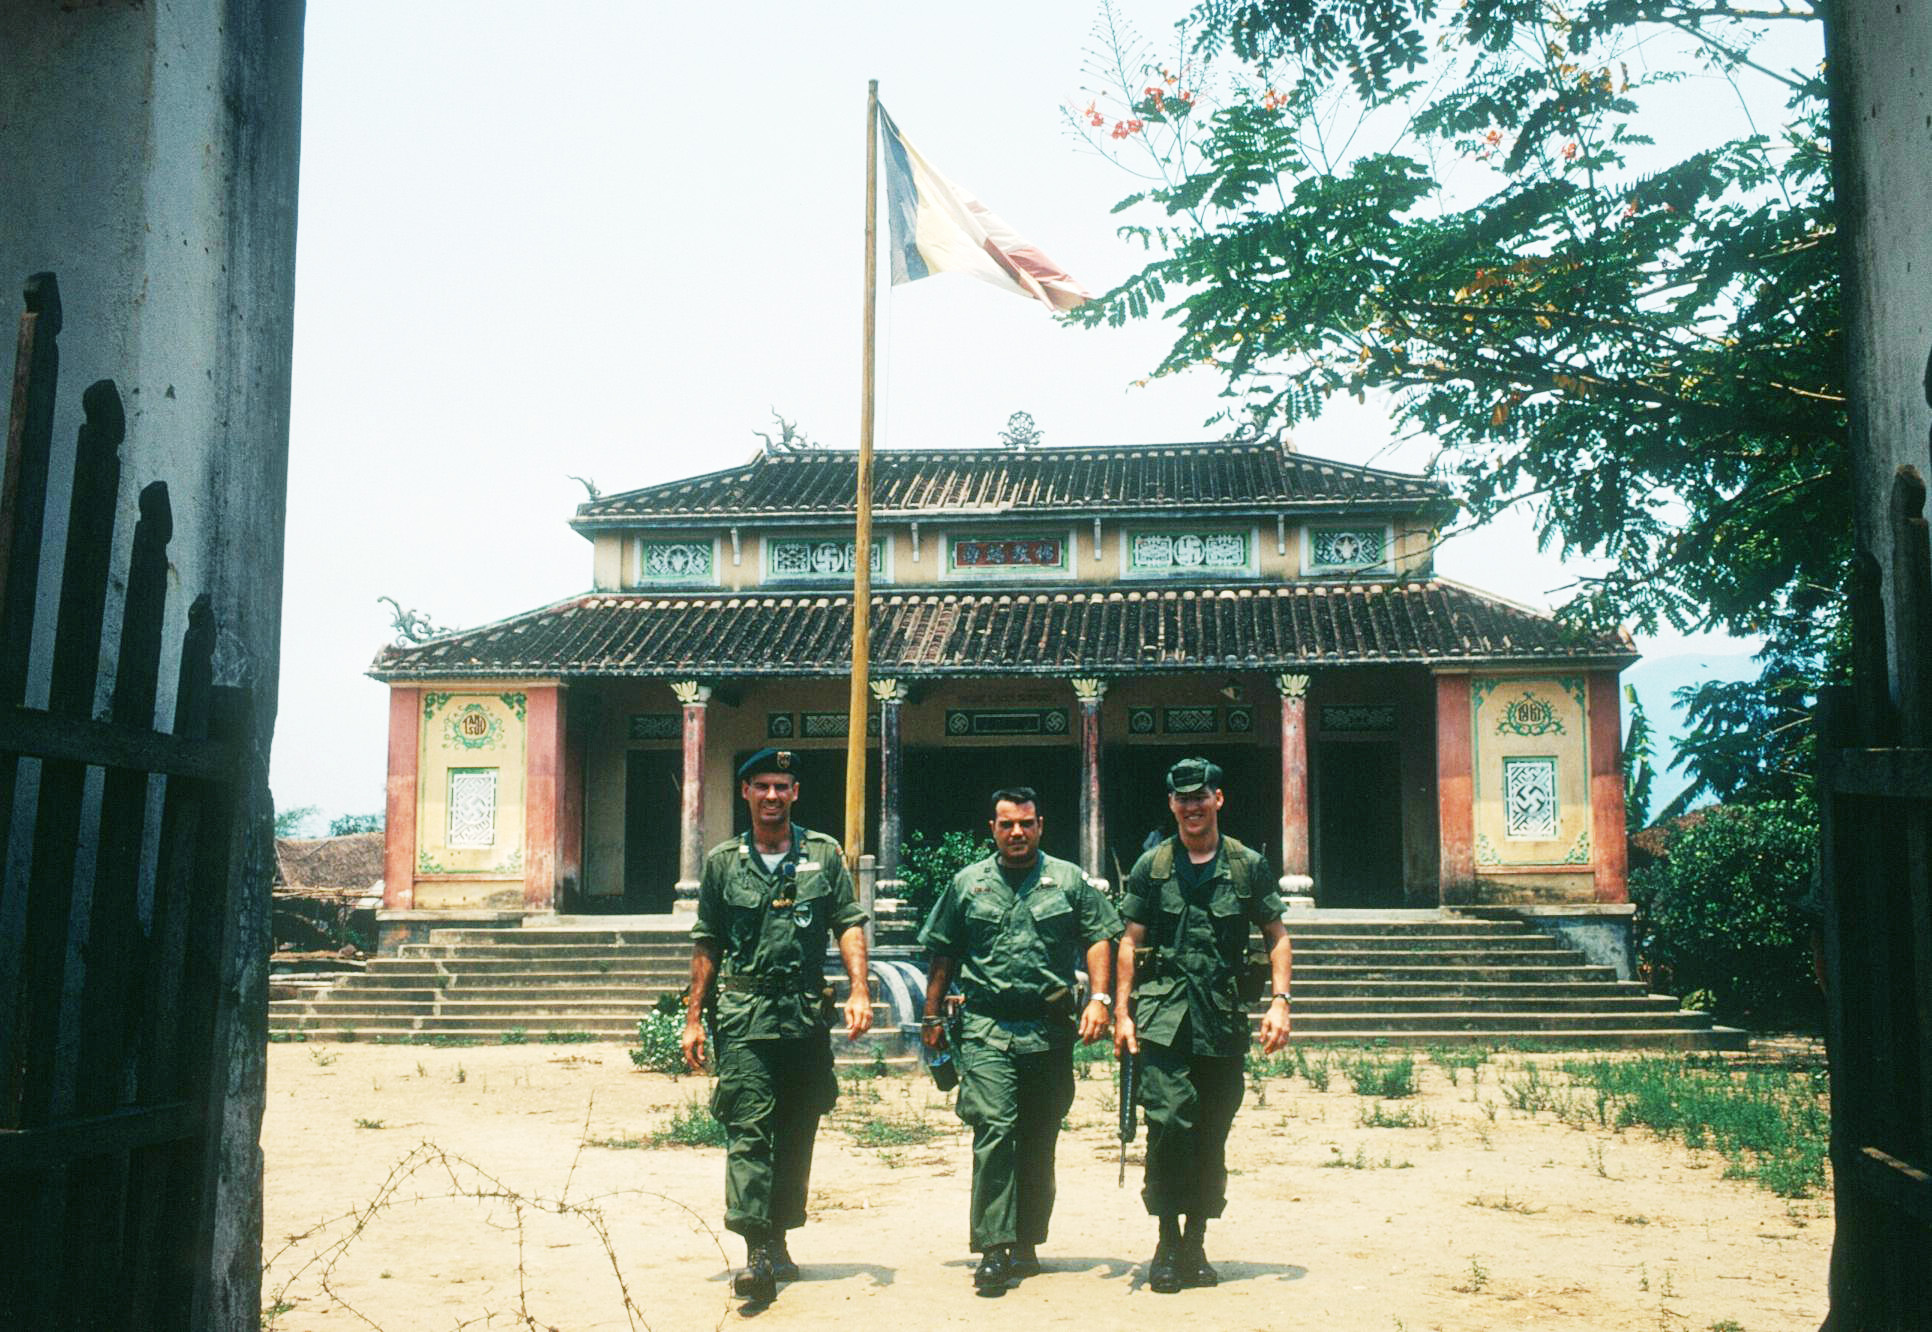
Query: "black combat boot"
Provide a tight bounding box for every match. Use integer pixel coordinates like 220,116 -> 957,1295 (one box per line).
769,1232 -> 799,1283
733,1232 -> 777,1304
973,1243 -> 1015,1295
1179,1215 -> 1218,1288
1010,1242 -> 1041,1278
1148,1216 -> 1184,1294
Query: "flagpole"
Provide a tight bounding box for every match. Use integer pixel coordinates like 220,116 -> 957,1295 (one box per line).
844,78 -> 879,868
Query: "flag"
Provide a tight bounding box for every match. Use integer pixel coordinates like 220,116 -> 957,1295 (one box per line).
878,106 -> 1090,312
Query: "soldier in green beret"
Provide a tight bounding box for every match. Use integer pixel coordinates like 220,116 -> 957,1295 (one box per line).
918,786 -> 1121,1295
682,748 -> 873,1305
1114,757 -> 1292,1293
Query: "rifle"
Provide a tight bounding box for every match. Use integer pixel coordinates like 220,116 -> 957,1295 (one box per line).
1118,1042 -> 1138,1187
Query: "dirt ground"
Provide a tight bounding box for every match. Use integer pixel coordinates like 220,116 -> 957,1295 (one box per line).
261,1041 -> 1830,1332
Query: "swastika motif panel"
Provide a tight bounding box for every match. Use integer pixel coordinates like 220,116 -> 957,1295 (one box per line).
767,538 -> 884,581
1321,704 -> 1396,733
448,768 -> 499,848
1127,529 -> 1253,576
945,708 -> 1069,737
1501,756 -> 1558,840
799,711 -> 881,738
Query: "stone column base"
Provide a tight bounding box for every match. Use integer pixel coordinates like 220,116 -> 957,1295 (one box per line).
673,879 -> 701,914
1279,873 -> 1315,911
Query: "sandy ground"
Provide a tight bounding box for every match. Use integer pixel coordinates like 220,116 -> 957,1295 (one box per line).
262,1041 -> 1830,1332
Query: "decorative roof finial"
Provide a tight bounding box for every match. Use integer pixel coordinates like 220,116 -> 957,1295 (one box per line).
1000,411 -> 1041,450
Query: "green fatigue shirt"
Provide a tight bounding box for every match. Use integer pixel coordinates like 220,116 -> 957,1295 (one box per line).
917,853 -> 1122,1054
691,825 -> 868,1043
1120,835 -> 1284,1057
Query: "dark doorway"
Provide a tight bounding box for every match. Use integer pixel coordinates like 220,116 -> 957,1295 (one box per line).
1105,744 -> 1277,879
730,747 -> 880,854
1314,740 -> 1404,907
901,746 -> 1079,863
621,750 -> 682,912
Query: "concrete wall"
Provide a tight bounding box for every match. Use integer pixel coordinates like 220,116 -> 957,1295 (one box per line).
0,4 -> 305,1327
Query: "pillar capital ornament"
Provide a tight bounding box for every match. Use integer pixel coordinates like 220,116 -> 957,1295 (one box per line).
670,679 -> 712,706
1275,672 -> 1311,701
1070,677 -> 1108,703
870,677 -> 909,704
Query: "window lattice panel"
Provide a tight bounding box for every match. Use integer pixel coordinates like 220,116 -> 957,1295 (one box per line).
1501,756 -> 1558,840
448,769 -> 499,849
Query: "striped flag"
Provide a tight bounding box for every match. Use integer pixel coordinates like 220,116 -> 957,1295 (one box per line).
879,106 -> 1090,313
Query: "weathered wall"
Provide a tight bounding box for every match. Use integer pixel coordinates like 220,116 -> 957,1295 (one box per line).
413,689 -> 530,907
1826,0 -> 1932,684
0,3 -> 304,1326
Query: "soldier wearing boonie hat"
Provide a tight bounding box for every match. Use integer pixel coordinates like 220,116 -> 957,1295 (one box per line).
1114,756 -> 1294,1292
682,747 -> 873,1305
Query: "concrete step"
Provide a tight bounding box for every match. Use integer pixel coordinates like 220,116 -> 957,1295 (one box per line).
387,956 -> 685,975
1281,920 -> 1537,937
1289,933 -> 1568,952
1284,1027 -> 1749,1050
427,928 -> 692,949
1293,948 -> 1587,967
398,944 -> 682,961
1294,964 -> 1618,983
345,969 -> 675,989
1290,980 -> 1653,1000
1285,995 -> 1684,1014
1285,1010 -> 1720,1033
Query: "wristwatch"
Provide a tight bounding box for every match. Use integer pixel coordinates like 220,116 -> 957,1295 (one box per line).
1269,992 -> 1291,1005
1088,992 -> 1113,1008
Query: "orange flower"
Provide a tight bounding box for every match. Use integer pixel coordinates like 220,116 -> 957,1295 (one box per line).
1111,120 -> 1130,139
1484,128 -> 1502,147
1127,118 -> 1144,133
1562,141 -> 1579,161
1180,90 -> 1194,104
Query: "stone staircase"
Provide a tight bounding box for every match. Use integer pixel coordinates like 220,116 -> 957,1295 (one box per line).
1274,916 -> 1745,1049
268,927 -> 902,1053
270,916 -> 1745,1051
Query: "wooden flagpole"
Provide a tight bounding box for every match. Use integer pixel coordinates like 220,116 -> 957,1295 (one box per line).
843,79 -> 879,867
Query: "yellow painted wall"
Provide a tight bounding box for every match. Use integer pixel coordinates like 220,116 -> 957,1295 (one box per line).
415,690 -> 528,909
1467,674 -> 1595,902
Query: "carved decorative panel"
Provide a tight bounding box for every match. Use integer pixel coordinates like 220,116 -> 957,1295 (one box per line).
1306,525 -> 1391,572
1502,756 -> 1558,840
636,539 -> 715,583
627,713 -> 679,741
447,768 -> 498,849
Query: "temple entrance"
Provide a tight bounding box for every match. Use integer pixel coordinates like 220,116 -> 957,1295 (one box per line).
620,750 -> 682,912
1313,739 -> 1405,907
1105,743 -> 1278,881
901,745 -> 1080,863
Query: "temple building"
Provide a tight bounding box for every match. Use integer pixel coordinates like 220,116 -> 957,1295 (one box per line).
368,438 -> 1635,948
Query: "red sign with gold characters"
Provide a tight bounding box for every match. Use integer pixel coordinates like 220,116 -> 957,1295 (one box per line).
952,537 -> 1063,569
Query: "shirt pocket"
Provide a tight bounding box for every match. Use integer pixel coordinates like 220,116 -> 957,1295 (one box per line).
789,868 -> 830,931
1028,889 -> 1075,946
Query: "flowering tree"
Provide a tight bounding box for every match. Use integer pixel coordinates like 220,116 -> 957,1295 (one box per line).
1067,1 -> 1837,807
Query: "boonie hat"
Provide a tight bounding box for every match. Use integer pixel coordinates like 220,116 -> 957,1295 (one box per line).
737,748 -> 797,782
1165,757 -> 1223,794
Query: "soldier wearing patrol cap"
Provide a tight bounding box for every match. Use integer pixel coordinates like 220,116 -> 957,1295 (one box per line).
1114,757 -> 1293,1293
682,748 -> 873,1306
918,785 -> 1121,1295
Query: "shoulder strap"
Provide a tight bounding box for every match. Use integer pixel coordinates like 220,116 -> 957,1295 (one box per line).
1150,839 -> 1175,880
1220,836 -> 1251,894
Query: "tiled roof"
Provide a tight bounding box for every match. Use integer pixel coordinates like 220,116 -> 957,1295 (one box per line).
571,443 -> 1450,528
369,581 -> 1632,681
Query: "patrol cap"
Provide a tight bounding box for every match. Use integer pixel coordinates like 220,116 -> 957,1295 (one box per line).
1165,757 -> 1223,794
736,748 -> 798,782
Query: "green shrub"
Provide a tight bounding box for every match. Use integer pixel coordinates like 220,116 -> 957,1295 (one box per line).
630,1009 -> 688,1074
653,1100 -> 727,1148
1341,1053 -> 1417,1099
897,829 -> 994,919
1630,799 -> 1821,1027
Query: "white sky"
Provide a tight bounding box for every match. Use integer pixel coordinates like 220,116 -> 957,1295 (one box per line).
278,1 -> 1812,822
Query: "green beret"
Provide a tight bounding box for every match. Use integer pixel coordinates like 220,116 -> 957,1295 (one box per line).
736,748 -> 798,782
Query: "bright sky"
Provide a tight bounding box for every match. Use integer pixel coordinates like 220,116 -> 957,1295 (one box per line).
279,1 -> 1812,823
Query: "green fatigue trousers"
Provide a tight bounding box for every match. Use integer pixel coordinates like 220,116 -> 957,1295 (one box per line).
711,1033 -> 838,1237
954,1041 -> 1077,1252
1138,1045 -> 1246,1218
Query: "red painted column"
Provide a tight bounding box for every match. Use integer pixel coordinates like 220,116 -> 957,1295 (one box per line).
559,687 -> 588,909
1275,673 -> 1312,898
1587,670 -> 1630,903
1435,673 -> 1475,898
523,685 -> 563,911
382,687 -> 420,911
1072,678 -> 1107,881
673,680 -> 712,910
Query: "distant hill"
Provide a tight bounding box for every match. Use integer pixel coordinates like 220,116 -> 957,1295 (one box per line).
1621,652 -> 1759,821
